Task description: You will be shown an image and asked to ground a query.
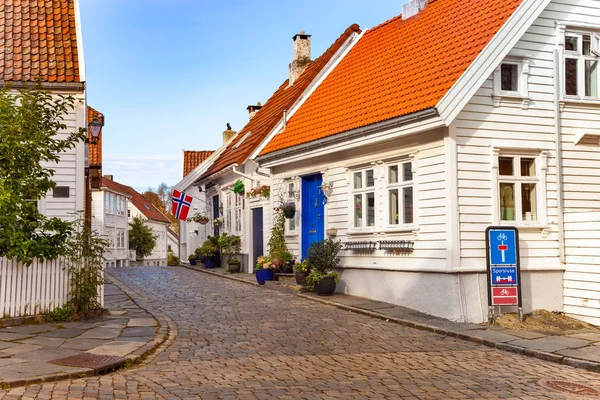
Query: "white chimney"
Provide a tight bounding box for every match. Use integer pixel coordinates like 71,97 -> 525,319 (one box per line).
403,0 -> 428,20
289,31 -> 312,86
246,102 -> 262,120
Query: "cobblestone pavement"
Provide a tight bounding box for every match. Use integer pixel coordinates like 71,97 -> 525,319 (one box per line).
1,266 -> 599,399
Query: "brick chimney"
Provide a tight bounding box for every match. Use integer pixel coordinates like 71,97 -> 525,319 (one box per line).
103,175 -> 114,181
223,123 -> 236,143
289,31 -> 312,86
246,102 -> 262,120
402,0 -> 428,20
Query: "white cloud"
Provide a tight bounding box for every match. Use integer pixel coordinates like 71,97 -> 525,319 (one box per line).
102,154 -> 181,191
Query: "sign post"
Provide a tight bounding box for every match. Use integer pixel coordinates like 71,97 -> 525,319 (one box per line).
485,226 -> 523,322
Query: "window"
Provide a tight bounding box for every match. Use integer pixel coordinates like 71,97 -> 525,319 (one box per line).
286,182 -> 297,233
127,209 -> 131,218
105,228 -> 115,248
492,58 -> 530,107
225,193 -> 232,232
564,31 -> 600,99
116,229 -> 126,249
387,161 -> 414,226
497,155 -> 540,223
233,193 -> 243,233
352,169 -> 376,228
105,192 -> 110,213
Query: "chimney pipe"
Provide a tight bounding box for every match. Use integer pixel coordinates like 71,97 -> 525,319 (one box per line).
289,30 -> 312,86
103,175 -> 114,181
246,101 -> 263,120
402,0 -> 428,20
223,123 -> 236,143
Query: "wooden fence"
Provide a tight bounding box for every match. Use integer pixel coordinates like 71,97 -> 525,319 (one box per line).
0,257 -> 104,318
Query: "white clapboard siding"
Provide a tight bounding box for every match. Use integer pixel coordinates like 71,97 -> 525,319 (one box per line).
0,257 -> 104,318
564,212 -> 600,325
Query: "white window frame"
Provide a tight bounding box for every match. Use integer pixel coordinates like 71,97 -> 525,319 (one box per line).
285,181 -> 298,235
225,192 -> 232,232
104,192 -> 111,214
385,160 -> 415,230
116,229 -> 126,249
491,149 -> 548,227
563,29 -> 600,100
349,167 -> 377,231
492,57 -> 530,109
233,193 -> 243,234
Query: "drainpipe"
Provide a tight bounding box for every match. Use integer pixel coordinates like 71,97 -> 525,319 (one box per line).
554,49 -> 565,264
231,163 -> 256,183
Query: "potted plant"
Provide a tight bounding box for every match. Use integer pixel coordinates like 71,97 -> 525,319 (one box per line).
246,185 -> 270,199
187,213 -> 210,225
232,179 -> 245,195
214,217 -> 223,227
188,253 -> 198,266
273,249 -> 294,273
200,239 -> 218,268
305,238 -> 343,296
281,201 -> 296,219
254,256 -> 275,285
293,260 -> 309,285
218,233 -> 242,273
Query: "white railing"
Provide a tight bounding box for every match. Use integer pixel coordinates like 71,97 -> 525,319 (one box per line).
0,257 -> 104,318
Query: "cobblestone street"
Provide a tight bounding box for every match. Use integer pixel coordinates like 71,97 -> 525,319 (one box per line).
1,266 -> 599,399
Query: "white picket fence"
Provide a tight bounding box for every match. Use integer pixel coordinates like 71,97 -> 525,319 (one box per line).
0,257 -> 104,318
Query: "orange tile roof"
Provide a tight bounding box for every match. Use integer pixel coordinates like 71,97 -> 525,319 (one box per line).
0,0 -> 81,83
183,150 -> 214,177
88,106 -> 104,166
260,0 -> 523,156
201,24 -> 361,179
102,177 -> 171,224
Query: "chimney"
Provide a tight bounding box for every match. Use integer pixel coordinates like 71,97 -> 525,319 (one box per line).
402,0 -> 428,20
223,123 -> 236,143
246,101 -> 262,120
289,30 -> 312,86
103,175 -> 114,181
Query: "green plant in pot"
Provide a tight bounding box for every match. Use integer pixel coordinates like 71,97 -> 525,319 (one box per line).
281,201 -> 296,219
218,233 -> 242,273
188,253 -> 198,266
200,239 -> 218,268
305,238 -> 343,296
293,260 -> 309,285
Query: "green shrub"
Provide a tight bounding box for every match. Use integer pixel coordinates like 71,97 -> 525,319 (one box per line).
168,252 -> 180,266
47,306 -> 72,322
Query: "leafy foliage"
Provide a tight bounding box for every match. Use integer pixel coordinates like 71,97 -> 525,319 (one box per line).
167,252 -> 180,266
232,179 -> 245,195
218,233 -> 241,263
142,182 -> 178,233
268,207 -> 287,264
304,239 -> 343,288
47,306 -> 73,322
0,84 -> 86,265
128,216 -> 157,260
64,218 -> 108,317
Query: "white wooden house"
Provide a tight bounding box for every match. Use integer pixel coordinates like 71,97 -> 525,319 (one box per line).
92,177 -> 131,268
101,177 -> 171,266
249,0 -> 600,324
181,26 -> 362,272
167,228 -> 180,259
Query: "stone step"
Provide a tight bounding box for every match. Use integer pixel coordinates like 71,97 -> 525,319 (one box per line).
274,273 -> 296,285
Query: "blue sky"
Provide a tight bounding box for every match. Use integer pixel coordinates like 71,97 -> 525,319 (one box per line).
79,1 -> 402,191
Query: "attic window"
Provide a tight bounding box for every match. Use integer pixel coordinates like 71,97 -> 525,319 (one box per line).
233,131 -> 252,149
492,58 -> 530,109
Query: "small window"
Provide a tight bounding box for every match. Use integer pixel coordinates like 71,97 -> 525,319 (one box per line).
498,156 -> 539,223
501,64 -> 519,92
53,186 -> 70,198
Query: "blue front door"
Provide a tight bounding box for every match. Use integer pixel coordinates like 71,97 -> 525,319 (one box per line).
302,174 -> 325,259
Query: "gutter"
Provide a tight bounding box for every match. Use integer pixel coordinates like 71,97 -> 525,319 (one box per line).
232,164 -> 257,183
257,108 -> 440,164
0,81 -> 86,91
553,49 -> 565,264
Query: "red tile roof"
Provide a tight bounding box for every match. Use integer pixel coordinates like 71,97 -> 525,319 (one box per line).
183,150 -> 214,177
201,24 -> 361,179
260,0 -> 523,155
88,106 -> 104,166
102,177 -> 171,224
0,0 -> 81,83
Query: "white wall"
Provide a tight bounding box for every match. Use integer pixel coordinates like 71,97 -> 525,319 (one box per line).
92,189 -> 130,267
127,203 -> 168,266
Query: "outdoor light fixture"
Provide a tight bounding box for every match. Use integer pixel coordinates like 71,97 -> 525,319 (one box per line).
88,115 -> 103,144
194,230 -> 199,236
320,182 -> 334,197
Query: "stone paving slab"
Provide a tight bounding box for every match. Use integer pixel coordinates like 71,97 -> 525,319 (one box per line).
511,336 -> 591,353
0,281 -> 164,388
557,346 -> 600,363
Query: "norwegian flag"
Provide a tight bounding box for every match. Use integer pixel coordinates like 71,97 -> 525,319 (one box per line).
172,190 -> 193,221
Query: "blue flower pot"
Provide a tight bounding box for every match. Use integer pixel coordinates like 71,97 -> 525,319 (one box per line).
204,257 -> 215,269
255,269 -> 274,285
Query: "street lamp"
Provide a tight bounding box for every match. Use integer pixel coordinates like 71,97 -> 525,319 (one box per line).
88,115 -> 102,144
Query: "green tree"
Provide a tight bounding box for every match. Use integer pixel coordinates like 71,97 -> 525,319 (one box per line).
0,84 -> 86,265
128,216 -> 157,261
142,182 -> 178,233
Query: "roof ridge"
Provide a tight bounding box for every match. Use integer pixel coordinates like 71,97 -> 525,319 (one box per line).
366,14 -> 403,34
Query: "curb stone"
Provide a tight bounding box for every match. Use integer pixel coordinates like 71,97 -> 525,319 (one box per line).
182,264 -> 600,374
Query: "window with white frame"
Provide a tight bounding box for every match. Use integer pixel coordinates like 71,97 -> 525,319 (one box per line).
286,182 -> 297,233
564,31 -> 600,99
105,192 -> 110,214
497,155 -> 542,223
352,169 -> 376,228
492,58 -> 530,107
116,229 -> 126,249
234,193 -> 243,233
105,227 -> 115,248
387,161 -> 414,226
225,193 -> 232,232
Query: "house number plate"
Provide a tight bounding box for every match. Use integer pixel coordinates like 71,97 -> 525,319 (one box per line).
310,230 -> 316,234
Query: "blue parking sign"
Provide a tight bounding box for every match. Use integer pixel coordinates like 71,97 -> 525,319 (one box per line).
488,228 -> 517,265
